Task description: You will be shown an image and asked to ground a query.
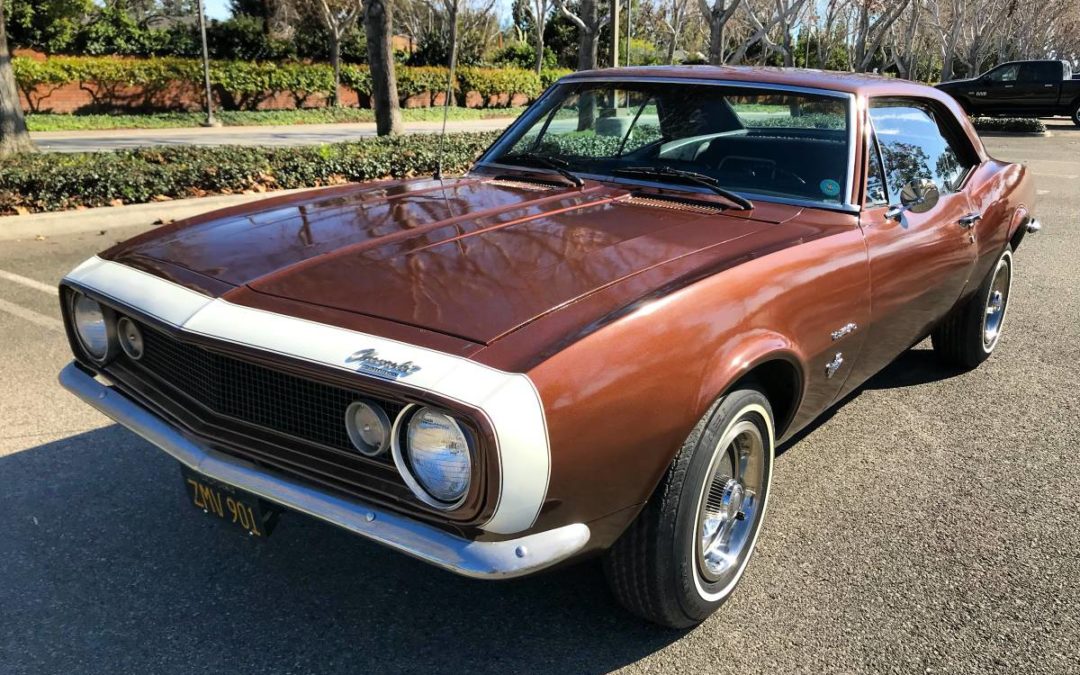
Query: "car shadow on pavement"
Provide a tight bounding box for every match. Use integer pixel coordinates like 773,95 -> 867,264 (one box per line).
0,426 -> 684,675
778,346 -> 965,456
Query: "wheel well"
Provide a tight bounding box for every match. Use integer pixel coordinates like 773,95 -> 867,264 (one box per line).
730,359 -> 801,439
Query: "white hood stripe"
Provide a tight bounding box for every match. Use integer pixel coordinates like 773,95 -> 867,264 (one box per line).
65,256 -> 550,535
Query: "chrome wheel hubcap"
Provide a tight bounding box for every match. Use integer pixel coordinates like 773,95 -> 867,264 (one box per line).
696,420 -> 765,584
982,258 -> 1011,350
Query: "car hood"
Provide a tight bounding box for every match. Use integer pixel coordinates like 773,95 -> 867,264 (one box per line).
107,176 -> 791,344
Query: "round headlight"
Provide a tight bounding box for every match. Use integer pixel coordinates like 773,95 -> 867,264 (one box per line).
71,292 -> 110,361
401,407 -> 472,506
345,400 -> 391,457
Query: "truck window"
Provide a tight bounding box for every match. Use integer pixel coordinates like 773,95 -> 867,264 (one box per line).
987,65 -> 1019,83
1019,62 -> 1060,82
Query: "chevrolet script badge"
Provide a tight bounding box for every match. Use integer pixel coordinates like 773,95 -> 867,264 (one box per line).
346,348 -> 422,380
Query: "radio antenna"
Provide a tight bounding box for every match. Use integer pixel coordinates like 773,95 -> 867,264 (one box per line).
433,4 -> 460,180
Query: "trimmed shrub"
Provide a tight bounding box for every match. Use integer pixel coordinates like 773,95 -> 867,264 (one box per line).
970,117 -> 1046,133
0,132 -> 501,215
13,56 -> 561,112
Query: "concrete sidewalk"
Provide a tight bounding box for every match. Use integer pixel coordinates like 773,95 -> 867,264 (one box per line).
30,117 -> 517,153
0,188 -> 328,241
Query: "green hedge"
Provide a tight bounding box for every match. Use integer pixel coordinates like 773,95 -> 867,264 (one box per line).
0,132 -> 501,214
970,117 -> 1047,133
13,56 -> 572,111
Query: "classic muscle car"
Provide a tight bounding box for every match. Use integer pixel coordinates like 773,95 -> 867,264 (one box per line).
59,67 -> 1040,628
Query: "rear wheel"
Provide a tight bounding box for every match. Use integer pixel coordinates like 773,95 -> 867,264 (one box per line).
932,246 -> 1013,369
1071,101 -> 1080,128
603,388 -> 774,628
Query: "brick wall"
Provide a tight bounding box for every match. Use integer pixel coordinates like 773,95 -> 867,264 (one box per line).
19,81 -> 529,114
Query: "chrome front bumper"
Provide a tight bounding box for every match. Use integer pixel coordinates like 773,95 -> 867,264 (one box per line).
59,362 -> 589,579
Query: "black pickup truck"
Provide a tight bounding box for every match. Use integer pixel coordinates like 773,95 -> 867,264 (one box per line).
936,60 -> 1080,126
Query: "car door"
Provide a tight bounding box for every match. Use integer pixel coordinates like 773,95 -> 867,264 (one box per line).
972,63 -> 1021,113
1017,62 -> 1062,112
842,98 -> 980,392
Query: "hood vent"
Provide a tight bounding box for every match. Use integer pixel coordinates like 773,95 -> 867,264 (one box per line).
487,176 -> 560,191
623,193 -> 725,215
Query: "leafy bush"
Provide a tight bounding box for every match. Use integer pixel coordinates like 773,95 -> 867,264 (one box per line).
13,56 -> 554,111
540,69 -> 574,89
970,117 -> 1046,133
0,132 -> 501,215
25,107 -> 526,132
491,43 -> 558,71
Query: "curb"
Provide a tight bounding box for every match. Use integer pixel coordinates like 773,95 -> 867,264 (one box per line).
977,131 -> 1051,138
0,188 -> 321,241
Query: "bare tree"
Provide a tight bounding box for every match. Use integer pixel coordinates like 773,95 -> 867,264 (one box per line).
312,0 -> 364,106
364,0 -> 403,134
555,0 -> 609,71
698,0 -> 743,64
0,0 -> 34,157
662,0 -> 692,63
524,0 -> 555,72
849,0 -> 911,72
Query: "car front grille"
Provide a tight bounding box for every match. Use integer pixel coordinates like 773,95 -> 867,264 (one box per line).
133,326 -> 404,456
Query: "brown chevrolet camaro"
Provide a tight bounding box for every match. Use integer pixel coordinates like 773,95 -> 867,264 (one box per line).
59,66 -> 1039,627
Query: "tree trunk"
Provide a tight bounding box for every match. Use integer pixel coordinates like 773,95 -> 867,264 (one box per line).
577,0 -> 600,71
446,1 -> 459,105
535,9 -> 544,73
364,0 -> 402,136
576,0 -> 600,130
330,33 -> 342,107
0,2 -> 32,157
610,0 -> 619,67
708,10 -> 723,64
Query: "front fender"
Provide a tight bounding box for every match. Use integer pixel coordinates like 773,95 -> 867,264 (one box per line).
693,330 -> 808,436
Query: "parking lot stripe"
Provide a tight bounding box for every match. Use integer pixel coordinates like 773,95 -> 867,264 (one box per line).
0,269 -> 59,296
0,298 -> 63,331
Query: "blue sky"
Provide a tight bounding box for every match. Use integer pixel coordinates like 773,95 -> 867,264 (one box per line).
204,0 -> 231,20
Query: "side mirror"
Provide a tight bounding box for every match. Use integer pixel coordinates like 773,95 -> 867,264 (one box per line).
885,178 -> 940,221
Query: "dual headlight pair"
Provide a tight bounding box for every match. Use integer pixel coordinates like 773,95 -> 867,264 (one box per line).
69,291 -> 143,363
346,401 -> 473,510
73,290 -> 473,512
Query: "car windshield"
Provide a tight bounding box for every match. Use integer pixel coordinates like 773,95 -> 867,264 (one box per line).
482,81 -> 852,207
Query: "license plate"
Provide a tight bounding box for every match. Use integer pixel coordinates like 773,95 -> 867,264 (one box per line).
181,465 -> 278,537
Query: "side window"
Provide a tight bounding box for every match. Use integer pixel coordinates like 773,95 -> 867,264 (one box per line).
865,131 -> 889,207
987,64 -> 1019,83
1019,63 -> 1058,82
868,100 -> 975,198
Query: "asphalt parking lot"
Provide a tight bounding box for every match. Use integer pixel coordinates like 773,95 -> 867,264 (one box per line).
1,120 -> 1078,674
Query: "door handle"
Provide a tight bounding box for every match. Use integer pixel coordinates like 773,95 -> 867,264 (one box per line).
958,213 -> 982,229
1044,84 -> 1055,87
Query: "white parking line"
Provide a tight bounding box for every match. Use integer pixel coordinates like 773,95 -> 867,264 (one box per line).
0,298 -> 63,331
0,269 -> 59,296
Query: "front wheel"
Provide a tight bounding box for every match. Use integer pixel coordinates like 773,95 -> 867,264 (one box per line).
1070,101 -> 1080,128
932,246 -> 1013,369
602,388 -> 775,628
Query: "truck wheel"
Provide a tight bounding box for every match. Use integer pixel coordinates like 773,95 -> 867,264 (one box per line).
932,246 -> 1013,369
603,387 -> 774,628
1071,102 -> 1080,128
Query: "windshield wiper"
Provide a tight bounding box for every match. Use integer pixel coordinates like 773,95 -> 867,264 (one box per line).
613,166 -> 754,211
497,152 -> 584,188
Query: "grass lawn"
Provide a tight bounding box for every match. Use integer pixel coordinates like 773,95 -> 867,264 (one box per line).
26,106 -> 527,132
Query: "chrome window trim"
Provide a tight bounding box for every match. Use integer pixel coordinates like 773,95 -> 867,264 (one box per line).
476,76 -> 859,211
867,95 -> 981,196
